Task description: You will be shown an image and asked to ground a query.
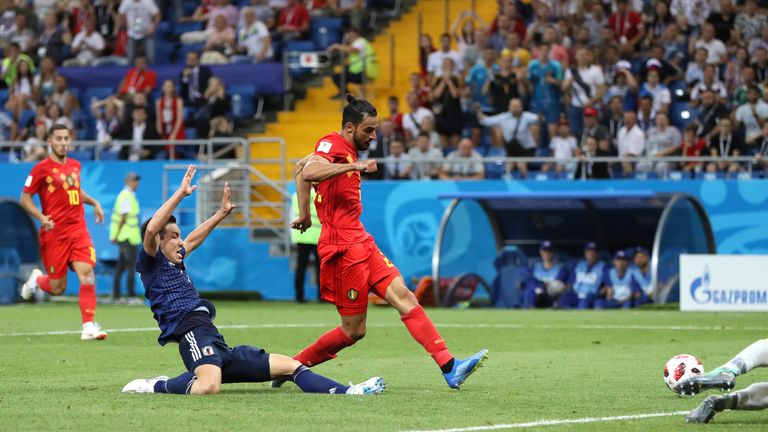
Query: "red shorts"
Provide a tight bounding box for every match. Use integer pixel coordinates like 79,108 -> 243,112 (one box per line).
39,228 -> 96,279
318,237 -> 401,316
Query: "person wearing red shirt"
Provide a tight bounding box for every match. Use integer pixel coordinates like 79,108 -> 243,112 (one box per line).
277,0 -> 310,39
287,95 -> 488,389
608,0 -> 645,54
19,124 -> 108,341
117,55 -> 158,97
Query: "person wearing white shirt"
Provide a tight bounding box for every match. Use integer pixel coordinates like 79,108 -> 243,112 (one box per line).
736,85 -> 768,143
639,68 -> 671,114
476,98 -> 540,177
407,133 -> 443,179
118,0 -> 161,65
65,18 -> 106,66
231,7 -> 273,63
439,138 -> 484,180
426,33 -> 463,78
402,92 -> 435,143
384,139 -> 412,180
547,119 -> 578,174
617,110 -> 646,175
690,64 -> 728,106
670,0 -> 710,34
693,23 -> 727,65
562,47 -> 605,137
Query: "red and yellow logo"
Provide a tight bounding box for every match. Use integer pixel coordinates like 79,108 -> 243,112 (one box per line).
347,289 -> 359,301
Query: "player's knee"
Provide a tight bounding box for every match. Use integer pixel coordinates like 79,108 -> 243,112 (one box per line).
195,380 -> 221,395
78,270 -> 95,285
50,279 -> 66,295
343,325 -> 366,341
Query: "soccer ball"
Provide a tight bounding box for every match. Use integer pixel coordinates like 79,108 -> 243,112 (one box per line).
664,354 -> 704,394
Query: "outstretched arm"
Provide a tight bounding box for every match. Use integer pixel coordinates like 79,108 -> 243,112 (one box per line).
184,181 -> 235,255
300,154 -> 376,183
144,164 -> 198,257
80,189 -> 104,224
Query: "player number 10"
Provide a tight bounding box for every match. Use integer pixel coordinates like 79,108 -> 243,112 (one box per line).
67,190 -> 80,205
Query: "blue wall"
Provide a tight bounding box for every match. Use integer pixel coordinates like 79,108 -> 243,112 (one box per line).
2,161 -> 767,299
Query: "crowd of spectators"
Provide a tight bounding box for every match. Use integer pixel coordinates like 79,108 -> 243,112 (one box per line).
366,0 -> 768,179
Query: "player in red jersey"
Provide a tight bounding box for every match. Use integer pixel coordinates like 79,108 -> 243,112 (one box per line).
19,124 -> 108,341
287,95 -> 487,389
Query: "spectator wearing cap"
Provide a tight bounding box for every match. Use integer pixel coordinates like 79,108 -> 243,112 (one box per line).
608,0 -> 645,56
639,45 -> 683,85
110,172 -> 141,304
735,0 -> 767,42
639,112 -> 681,176
562,46 -> 605,139
527,42 -> 563,139
600,250 -> 637,309
561,242 -> 607,309
476,98 -> 540,177
604,60 -> 639,112
581,106 -> 611,148
632,247 -> 654,305
520,240 -> 568,309
617,111 -> 646,175
707,117 -> 744,175
690,64 -> 728,108
575,135 -> 611,180
693,23 -> 727,66
439,138 -> 484,180
695,89 -> 729,139
639,68 -> 671,115
545,118 -> 578,174
427,33 -> 463,79
736,84 -> 768,149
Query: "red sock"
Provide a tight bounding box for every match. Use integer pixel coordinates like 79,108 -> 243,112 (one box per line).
36,275 -> 53,294
79,284 -> 96,323
401,305 -> 453,368
293,326 -> 356,367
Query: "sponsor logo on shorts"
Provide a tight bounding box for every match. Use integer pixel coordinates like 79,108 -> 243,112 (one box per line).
347,289 -> 359,301
202,346 -> 215,356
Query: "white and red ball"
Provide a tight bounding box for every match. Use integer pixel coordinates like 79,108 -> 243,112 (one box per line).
664,354 -> 704,393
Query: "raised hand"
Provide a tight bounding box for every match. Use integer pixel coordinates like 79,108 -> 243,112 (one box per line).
179,165 -> 198,196
220,181 -> 235,216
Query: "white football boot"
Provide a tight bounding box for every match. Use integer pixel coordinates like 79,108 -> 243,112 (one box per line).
81,321 -> 108,340
122,376 -> 169,393
346,377 -> 386,395
21,268 -> 42,300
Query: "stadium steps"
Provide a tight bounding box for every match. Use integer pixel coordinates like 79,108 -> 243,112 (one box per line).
246,0 -> 497,228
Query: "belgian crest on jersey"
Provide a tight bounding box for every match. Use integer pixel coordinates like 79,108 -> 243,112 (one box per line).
347,288 -> 359,301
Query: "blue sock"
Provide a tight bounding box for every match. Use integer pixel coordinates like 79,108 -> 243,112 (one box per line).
154,372 -> 196,394
292,366 -> 349,394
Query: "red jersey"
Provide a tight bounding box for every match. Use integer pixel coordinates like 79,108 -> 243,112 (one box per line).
312,132 -> 370,245
23,157 -> 88,236
609,11 -> 643,42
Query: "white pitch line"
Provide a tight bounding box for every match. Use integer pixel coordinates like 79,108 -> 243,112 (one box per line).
1,322 -> 766,338
400,411 -> 690,432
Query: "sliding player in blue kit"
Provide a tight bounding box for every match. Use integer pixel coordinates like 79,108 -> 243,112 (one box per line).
122,165 -> 385,396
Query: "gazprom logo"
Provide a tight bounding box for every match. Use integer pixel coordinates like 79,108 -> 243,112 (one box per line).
690,265 -> 768,305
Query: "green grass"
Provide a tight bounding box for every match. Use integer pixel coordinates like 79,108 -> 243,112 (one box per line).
1,302 -> 767,431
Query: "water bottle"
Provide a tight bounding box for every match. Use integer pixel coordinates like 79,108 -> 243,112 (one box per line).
232,94 -> 242,117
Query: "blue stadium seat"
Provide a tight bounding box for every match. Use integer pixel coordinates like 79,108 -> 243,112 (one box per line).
156,21 -> 173,39
99,150 -> 119,161
634,172 -> 659,180
695,171 -> 725,180
185,128 -> 197,139
532,171 -> 556,181
0,151 -> 14,162
18,109 -> 35,128
670,101 -> 695,129
154,40 -> 177,65
311,18 -> 343,50
174,22 -> 204,38
229,85 -> 256,118
69,149 -> 94,161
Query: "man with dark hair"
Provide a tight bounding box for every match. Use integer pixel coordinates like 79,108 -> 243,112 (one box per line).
20,125 -> 108,340
123,165 -> 385,396
289,95 -> 487,389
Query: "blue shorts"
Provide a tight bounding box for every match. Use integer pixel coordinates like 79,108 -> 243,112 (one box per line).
178,322 -> 272,383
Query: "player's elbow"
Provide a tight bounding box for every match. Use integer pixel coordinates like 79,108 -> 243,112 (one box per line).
301,168 -> 320,183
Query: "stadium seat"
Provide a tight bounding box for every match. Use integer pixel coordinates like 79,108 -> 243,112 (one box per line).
154,40 -> 177,65
0,151 -> 14,162
311,18 -> 343,50
69,149 -> 94,161
230,85 -> 257,118
634,172 -> 659,180
18,109 -> 35,128
532,171 -> 556,181
284,40 -> 319,77
177,42 -> 205,64
185,128 -> 197,139
695,171 -> 725,180
99,150 -> 119,161
668,171 -> 686,181
156,21 -> 173,39
174,22 -> 204,39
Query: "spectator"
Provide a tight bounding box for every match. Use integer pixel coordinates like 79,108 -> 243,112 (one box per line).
51,75 -> 76,116
94,0 -> 119,42
580,106 -> 611,149
670,0 -> 709,36
520,240 -> 568,309
575,135 -> 611,180
276,0 -> 310,41
22,121 -> 46,162
752,47 -> 768,84
328,28 -> 379,99
707,0 -> 736,44
636,95 -> 656,134
431,57 -> 463,150
724,46 -> 750,93
697,89 -> 730,142
640,45 -> 683,84
685,47 -> 708,88
402,91 -> 434,144
118,0 -> 160,65
493,1 -> 526,41
358,119 -> 392,180
10,14 -> 35,53
561,242 -> 607,309
426,32 -> 463,79
476,98 -> 540,177
735,0 -> 767,42
193,75 -> 230,137
201,14 -> 236,64
753,122 -> 768,171
645,0 -> 674,43
120,91 -> 154,126
180,51 -> 213,108
179,0 -> 234,45
439,137 -> 484,180
5,59 -> 34,121
110,172 -> 141,304
466,45 -> 497,115
116,105 -> 161,160
384,139 -> 412,180
601,250 -> 636,309
733,66 -> 762,105
562,46 -> 605,138
639,67 -> 671,115
208,116 -> 238,159
450,11 -> 487,69
33,0 -> 58,23
690,64 -> 728,108
1,42 -> 35,90
503,32 -> 530,75
155,79 -> 186,142
523,2 -> 553,46
117,55 -> 157,97
639,112 -> 681,176
484,52 -> 523,116
601,95 -> 624,150
707,117 -> 744,175
545,118 -> 578,174
91,96 -> 123,151
681,124 -> 707,173
231,7 -> 273,63
387,96 -> 404,136
693,23 -> 727,66
36,12 -> 68,64
736,84 -> 768,148
659,23 -> 686,71
418,34 -> 435,80
632,247 -> 654,304
408,71 -> 432,108
64,17 -> 105,66
32,56 -> 56,104
91,13 -> 129,66
539,25 -> 569,68
608,0 -> 644,55
527,42 -> 563,139
489,13 -> 512,52
407,132 -> 443,180
617,110 -> 646,175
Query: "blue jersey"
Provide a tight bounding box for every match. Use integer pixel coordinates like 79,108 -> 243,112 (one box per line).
525,261 -> 568,289
631,266 -> 652,295
137,246 -> 209,345
569,260 -> 605,298
527,59 -> 563,106
603,267 -> 637,302
466,63 -> 498,111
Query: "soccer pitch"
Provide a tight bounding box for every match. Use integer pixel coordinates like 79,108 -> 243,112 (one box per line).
1,302 -> 766,431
